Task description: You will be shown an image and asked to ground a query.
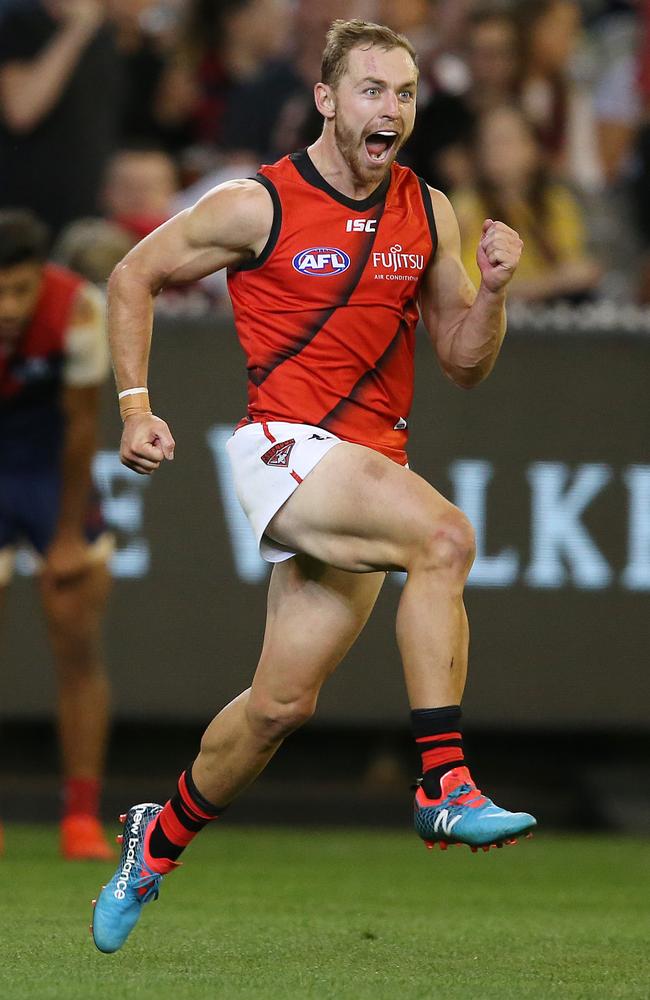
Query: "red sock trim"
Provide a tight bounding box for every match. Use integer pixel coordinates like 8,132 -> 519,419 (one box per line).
415,732 -> 462,744
178,771 -> 216,822
143,820 -> 180,875
158,803 -> 195,848
63,777 -> 100,819
144,769 -> 221,869
422,747 -> 465,772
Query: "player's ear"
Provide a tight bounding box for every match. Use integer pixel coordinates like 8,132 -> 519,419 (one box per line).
314,82 -> 336,120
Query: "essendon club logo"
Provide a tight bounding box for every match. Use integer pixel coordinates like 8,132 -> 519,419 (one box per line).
261,439 -> 296,467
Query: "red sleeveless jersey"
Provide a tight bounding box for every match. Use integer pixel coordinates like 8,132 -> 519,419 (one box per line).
227,150 -> 437,464
0,264 -> 83,471
0,263 -> 83,402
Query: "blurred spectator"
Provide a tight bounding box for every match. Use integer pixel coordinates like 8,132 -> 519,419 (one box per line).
218,0 -> 377,162
515,0 -> 602,192
584,4 -> 642,300
592,10 -> 640,186
451,105 -> 602,303
634,0 -> 650,302
380,0 -> 475,100
408,7 -> 521,191
172,152 -> 258,212
377,0 -> 436,61
99,143 -> 220,312
0,208 -> 113,860
432,0 -> 475,54
102,145 -> 179,239
155,0 -> 292,155
52,145 -> 178,285
53,218 -> 134,284
0,0 -> 123,236
111,0 -> 188,149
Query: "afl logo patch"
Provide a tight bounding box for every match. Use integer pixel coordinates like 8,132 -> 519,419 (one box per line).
292,247 -> 350,276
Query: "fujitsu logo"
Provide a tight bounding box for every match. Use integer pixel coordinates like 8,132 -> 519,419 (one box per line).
372,243 -> 424,273
114,806 -> 146,900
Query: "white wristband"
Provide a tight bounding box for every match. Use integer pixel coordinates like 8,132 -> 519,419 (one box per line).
118,386 -> 151,421
118,387 -> 148,399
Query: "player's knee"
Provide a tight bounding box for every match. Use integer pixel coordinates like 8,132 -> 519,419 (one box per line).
245,695 -> 316,744
412,509 -> 476,582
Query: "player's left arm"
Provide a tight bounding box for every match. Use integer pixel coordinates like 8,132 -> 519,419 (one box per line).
418,186 -> 523,388
44,282 -> 109,581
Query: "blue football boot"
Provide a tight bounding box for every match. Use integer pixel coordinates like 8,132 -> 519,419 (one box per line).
414,767 -> 537,852
91,803 -> 177,953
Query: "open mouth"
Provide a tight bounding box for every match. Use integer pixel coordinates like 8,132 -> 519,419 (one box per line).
364,130 -> 399,162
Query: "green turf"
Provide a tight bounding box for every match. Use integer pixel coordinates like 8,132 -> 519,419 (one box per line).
1,825 -> 649,1000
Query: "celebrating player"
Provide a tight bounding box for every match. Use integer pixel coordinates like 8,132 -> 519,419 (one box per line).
0,210 -> 113,860
92,20 -> 535,952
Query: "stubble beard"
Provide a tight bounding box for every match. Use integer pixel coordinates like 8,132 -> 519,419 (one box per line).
334,118 -> 393,187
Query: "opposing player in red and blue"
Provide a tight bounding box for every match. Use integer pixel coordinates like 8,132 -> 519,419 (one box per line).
0,210 -> 113,860
92,19 -> 535,952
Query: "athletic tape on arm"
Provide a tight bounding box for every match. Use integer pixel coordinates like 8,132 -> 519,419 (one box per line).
118,388 -> 151,421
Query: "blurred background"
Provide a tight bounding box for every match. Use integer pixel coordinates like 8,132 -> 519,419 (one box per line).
0,0 -> 648,836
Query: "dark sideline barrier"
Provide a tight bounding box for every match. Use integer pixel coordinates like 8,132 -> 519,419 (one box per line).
3,312 -> 648,729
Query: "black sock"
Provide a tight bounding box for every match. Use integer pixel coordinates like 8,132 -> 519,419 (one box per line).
146,765 -> 224,865
411,706 -> 466,799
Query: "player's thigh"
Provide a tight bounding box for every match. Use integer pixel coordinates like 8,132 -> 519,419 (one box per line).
268,442 -> 467,572
250,554 -> 385,706
39,560 -> 111,646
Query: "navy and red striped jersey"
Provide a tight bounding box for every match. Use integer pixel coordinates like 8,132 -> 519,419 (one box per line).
0,264 -> 83,471
227,149 -> 437,465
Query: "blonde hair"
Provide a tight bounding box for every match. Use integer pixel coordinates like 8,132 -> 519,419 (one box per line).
321,19 -> 418,88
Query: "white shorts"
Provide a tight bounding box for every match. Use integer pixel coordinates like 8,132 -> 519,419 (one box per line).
225,421 -> 344,563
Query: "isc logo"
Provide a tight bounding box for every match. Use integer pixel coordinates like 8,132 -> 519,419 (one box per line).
292,247 -> 351,276
345,219 -> 377,232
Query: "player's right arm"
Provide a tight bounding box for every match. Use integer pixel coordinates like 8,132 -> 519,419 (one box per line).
110,179 -> 273,475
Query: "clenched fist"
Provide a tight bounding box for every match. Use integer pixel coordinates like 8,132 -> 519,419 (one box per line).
477,219 -> 523,293
121,412 -> 175,476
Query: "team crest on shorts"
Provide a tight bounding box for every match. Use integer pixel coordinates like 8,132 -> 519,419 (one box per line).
261,439 -> 296,467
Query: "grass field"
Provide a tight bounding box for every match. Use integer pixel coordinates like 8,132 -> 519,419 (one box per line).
1,825 -> 649,1000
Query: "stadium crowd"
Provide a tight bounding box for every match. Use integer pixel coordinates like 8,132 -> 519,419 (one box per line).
0,0 -> 648,308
